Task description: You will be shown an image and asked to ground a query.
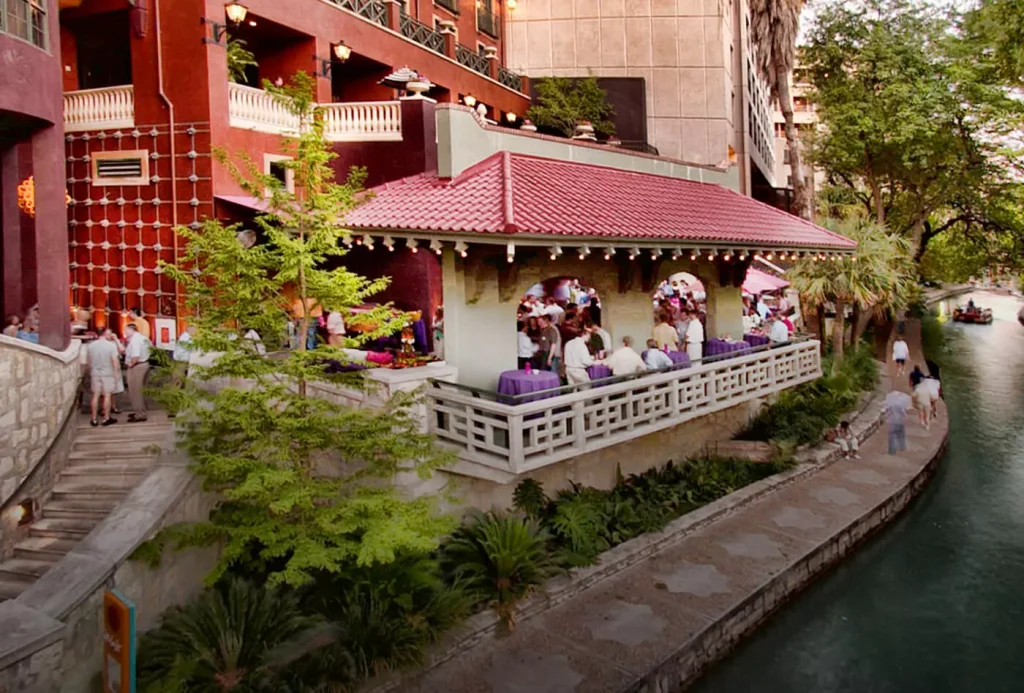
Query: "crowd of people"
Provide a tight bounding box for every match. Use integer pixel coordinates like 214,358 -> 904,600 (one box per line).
2,305 -> 40,343
84,308 -> 154,427
516,285 -> 609,386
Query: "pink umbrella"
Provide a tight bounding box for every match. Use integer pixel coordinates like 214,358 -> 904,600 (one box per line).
674,267 -> 789,295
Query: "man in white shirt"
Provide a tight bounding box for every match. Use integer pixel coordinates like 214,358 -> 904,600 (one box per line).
756,295 -> 770,321
517,321 -> 538,369
598,336 -> 646,376
563,328 -> 594,386
768,313 -> 790,344
124,323 -> 152,422
892,337 -> 909,376
326,311 -> 346,347
87,329 -> 121,426
684,311 -> 704,362
644,339 -> 673,370
543,298 -> 565,324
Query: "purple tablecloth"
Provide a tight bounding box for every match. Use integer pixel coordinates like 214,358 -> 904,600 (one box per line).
497,370 -> 561,402
706,339 -> 752,357
744,333 -> 770,348
587,364 -> 613,380
412,319 -> 428,352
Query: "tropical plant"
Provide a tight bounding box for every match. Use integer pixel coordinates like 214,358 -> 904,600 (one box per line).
788,216 -> 916,361
547,485 -> 609,565
526,77 -> 616,138
227,37 -> 258,84
155,72 -> 455,588
749,0 -> 809,218
137,580 -> 323,693
439,512 -> 565,629
512,478 -> 550,519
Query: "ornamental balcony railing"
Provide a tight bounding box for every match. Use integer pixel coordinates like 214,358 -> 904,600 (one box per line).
63,86 -> 135,133
227,84 -> 404,142
476,6 -> 500,39
426,339 -> 822,475
497,65 -> 524,92
399,13 -> 446,55
328,0 -> 388,26
456,44 -> 489,76
321,101 -> 402,142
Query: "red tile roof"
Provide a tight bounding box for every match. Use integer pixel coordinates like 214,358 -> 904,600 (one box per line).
344,152 -> 856,251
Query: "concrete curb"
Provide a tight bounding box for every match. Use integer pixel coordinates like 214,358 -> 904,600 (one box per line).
371,379 -> 890,692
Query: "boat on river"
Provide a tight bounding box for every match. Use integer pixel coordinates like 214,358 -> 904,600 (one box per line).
953,304 -> 993,324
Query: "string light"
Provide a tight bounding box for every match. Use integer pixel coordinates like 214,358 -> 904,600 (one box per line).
430,239 -> 443,255
650,248 -> 662,261
707,249 -> 717,261
507,242 -> 515,263
739,251 -> 748,261
604,246 -> 615,260
765,251 -> 774,260
723,252 -> 732,262
671,249 -> 681,261
549,244 -> 563,261
383,235 -> 395,251
578,245 -> 591,260
454,240 -> 468,257
691,248 -> 700,261
628,245 -> 641,260
407,238 -> 419,253
361,234 -> 374,250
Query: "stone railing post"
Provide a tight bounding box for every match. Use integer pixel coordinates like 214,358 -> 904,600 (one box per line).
508,414 -> 524,473
382,0 -> 403,30
438,20 -> 457,60
572,399 -> 587,450
484,45 -> 499,81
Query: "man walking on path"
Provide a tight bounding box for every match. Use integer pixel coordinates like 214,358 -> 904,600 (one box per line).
884,389 -> 912,454
124,323 -> 152,423
892,336 -> 909,376
87,329 -> 120,427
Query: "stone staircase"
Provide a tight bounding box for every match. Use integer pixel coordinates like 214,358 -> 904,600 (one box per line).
0,411 -> 174,601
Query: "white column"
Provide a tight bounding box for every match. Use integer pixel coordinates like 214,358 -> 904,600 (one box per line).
706,282 -> 745,340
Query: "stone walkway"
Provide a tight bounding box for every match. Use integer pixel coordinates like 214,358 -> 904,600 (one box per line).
398,342 -> 947,693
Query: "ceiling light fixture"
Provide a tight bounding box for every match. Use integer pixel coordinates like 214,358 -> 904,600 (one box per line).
455,240 -> 468,257
507,242 -> 515,263
407,238 -> 419,253
430,239 -> 443,255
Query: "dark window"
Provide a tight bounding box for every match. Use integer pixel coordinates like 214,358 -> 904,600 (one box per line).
783,149 -> 790,164
269,160 -> 288,186
73,11 -> 133,89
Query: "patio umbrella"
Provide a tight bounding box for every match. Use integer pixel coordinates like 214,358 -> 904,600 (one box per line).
379,66 -> 434,91
742,267 -> 789,295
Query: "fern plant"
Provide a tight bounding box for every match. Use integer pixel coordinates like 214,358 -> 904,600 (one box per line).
439,512 -> 564,629
512,478 -> 550,519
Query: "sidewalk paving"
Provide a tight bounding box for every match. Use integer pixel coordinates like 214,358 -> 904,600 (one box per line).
399,339 -> 946,693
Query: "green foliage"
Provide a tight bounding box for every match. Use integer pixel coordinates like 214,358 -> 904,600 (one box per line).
920,311 -> 947,356
548,486 -> 610,565
526,77 -> 615,138
804,0 -> 1024,257
227,37 -> 258,84
963,0 -> 1024,87
156,73 -> 454,588
137,579 -> 322,693
439,512 -> 565,629
511,478 -> 549,519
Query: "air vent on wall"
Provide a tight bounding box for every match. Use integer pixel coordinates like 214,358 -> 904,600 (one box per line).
91,150 -> 150,186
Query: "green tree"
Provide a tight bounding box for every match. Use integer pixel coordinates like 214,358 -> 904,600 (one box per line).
963,0 -> 1024,87
803,0 -> 1024,256
526,77 -> 615,138
226,37 -> 258,84
158,72 -> 454,588
750,0 -> 809,218
788,216 -> 916,362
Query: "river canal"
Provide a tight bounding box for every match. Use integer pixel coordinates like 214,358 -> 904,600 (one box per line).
691,291 -> 1024,693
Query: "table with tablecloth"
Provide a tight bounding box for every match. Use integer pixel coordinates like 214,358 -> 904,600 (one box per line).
705,339 -> 752,357
497,369 -> 561,403
640,350 -> 692,369
587,364 -> 612,381
743,333 -> 770,348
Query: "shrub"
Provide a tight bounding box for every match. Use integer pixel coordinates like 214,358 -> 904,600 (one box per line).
137,579 -> 322,693
511,478 -> 550,519
439,512 -> 565,629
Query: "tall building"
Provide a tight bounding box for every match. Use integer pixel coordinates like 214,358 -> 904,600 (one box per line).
58,0 -> 528,333
771,69 -> 821,209
505,0 -> 776,197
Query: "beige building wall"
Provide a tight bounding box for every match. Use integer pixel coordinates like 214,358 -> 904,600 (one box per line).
772,76 -> 822,193
506,0 -> 775,193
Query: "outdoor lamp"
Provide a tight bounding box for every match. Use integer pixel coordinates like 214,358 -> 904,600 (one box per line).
507,112 -> 518,124
723,253 -> 732,262
455,240 -> 469,257
604,246 -> 615,260
671,249 -> 681,261
707,249 -> 717,261
430,239 -> 444,255
629,245 -> 641,260
578,245 -> 590,260
650,248 -> 662,260
334,41 -> 352,62
463,94 -> 478,108
690,249 -> 700,261
739,251 -> 748,261
765,251 -> 774,260
507,242 -> 516,263
225,1 -> 248,24
550,244 -> 563,261
407,238 -> 419,253
362,234 -> 375,250
383,235 -> 395,251
506,0 -> 518,11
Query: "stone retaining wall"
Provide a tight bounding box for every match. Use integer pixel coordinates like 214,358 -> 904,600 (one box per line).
0,336 -> 82,505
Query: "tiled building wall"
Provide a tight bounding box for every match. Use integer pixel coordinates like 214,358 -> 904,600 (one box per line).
505,0 -> 735,165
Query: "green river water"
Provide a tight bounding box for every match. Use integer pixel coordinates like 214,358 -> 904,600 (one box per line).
691,291 -> 1024,693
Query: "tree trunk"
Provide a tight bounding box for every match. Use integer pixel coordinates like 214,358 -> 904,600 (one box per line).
849,302 -> 861,349
832,299 -> 846,364
865,153 -> 885,225
816,304 -> 826,344
910,217 -> 926,259
777,67 -> 810,220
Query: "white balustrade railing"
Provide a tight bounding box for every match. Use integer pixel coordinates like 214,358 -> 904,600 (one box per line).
227,83 -> 301,135
426,340 -> 823,475
322,101 -> 402,142
63,86 -> 135,133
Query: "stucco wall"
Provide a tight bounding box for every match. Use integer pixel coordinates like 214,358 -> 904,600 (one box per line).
0,337 -> 82,505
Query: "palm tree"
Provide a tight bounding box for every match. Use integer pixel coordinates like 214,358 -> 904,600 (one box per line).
750,0 -> 810,219
788,217 -> 915,363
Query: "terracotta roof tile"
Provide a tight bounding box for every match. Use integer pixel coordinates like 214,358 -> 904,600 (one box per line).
345,152 -> 856,251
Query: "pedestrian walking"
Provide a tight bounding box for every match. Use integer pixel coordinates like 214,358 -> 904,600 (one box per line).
884,389 -> 912,454
892,337 -> 909,376
124,323 -> 152,423
87,329 -> 120,426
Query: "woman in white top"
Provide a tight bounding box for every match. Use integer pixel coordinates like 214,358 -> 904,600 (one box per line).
892,337 -> 909,376
684,311 -> 704,362
326,311 -> 346,347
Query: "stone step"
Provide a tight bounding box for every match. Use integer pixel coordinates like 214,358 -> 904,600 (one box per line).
66,450 -> 159,462
0,558 -> 52,580
67,440 -> 169,456
0,579 -> 29,601
13,537 -> 77,562
29,517 -> 97,541
53,478 -> 136,495
74,424 -> 172,440
60,463 -> 152,478
43,500 -> 118,519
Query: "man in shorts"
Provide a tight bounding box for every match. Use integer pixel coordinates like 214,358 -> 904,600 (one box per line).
892,337 -> 909,376
87,329 -> 121,426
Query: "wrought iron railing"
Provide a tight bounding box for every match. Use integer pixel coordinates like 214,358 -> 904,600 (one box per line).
2,0 -> 47,49
399,13 -> 446,54
456,45 -> 489,76
330,0 -> 388,26
477,6 -> 499,38
434,0 -> 459,13
498,65 -> 523,92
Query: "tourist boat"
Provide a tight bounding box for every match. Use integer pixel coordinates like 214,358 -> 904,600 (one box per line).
953,305 -> 994,324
